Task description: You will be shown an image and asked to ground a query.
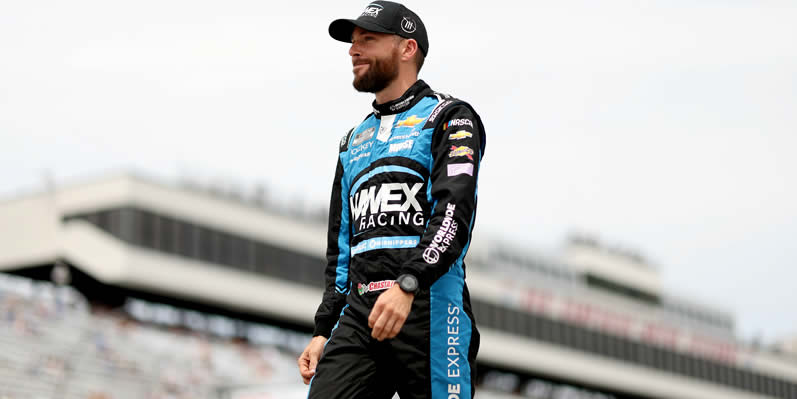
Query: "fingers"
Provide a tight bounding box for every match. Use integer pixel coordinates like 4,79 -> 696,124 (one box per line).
368,302 -> 382,329
299,337 -> 328,385
381,310 -> 406,340
299,355 -> 318,385
371,309 -> 389,340
387,314 -> 405,339
297,350 -> 308,372
369,288 -> 413,341
309,348 -> 320,375
380,317 -> 397,341
298,350 -> 314,384
300,364 -> 315,383
371,309 -> 408,341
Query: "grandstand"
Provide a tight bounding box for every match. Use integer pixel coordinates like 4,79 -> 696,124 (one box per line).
1,173 -> 796,399
0,274 -> 304,399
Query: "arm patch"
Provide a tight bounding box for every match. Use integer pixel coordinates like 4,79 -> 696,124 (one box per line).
339,127 -> 355,152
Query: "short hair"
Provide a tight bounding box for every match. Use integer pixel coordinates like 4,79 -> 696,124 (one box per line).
395,36 -> 425,74
414,51 -> 425,73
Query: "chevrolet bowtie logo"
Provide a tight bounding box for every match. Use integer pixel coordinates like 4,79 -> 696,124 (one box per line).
396,115 -> 424,128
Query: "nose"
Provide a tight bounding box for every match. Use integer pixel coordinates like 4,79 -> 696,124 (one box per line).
349,42 -> 361,58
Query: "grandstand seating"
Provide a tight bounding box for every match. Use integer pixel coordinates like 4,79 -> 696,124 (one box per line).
0,275 -> 308,399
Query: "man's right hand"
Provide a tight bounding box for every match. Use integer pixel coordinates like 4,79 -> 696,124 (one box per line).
298,335 -> 328,385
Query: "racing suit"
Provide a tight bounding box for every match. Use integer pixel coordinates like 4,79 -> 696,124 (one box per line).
309,80 -> 485,399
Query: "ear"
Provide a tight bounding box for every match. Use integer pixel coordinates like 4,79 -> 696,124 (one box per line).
400,38 -> 419,63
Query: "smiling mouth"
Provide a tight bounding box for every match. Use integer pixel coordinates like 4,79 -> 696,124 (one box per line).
353,63 -> 369,74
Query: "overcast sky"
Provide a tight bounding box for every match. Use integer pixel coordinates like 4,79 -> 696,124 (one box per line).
1,0 -> 795,344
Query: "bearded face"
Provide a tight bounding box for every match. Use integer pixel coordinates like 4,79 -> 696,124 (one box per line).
352,45 -> 401,93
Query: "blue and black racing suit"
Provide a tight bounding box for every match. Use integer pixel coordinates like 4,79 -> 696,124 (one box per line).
309,80 -> 485,399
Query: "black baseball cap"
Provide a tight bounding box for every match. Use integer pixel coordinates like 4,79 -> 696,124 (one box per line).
329,1 -> 429,56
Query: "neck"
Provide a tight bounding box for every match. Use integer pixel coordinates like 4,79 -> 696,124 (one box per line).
374,73 -> 418,104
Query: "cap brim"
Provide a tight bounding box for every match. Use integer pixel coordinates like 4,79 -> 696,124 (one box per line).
328,18 -> 394,43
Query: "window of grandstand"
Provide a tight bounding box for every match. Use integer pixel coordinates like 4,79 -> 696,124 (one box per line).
65,208 -> 326,288
584,273 -> 661,306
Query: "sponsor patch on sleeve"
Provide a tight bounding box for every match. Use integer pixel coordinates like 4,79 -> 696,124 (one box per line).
422,203 -> 458,264
448,130 -> 472,140
448,145 -> 474,161
447,163 -> 474,177
443,118 -> 473,131
340,127 -> 356,149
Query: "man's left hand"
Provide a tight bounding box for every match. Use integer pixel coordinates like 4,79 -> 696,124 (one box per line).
368,285 -> 414,341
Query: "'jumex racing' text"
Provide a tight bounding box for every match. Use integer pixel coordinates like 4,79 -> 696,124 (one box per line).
350,182 -> 425,234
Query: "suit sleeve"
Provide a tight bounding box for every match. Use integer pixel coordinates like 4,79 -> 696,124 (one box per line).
400,104 -> 486,290
313,148 -> 351,337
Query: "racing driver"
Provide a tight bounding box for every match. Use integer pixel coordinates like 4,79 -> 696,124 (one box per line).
298,2 -> 486,398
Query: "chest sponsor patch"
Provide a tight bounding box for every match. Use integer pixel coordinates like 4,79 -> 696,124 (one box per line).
351,140 -> 373,154
449,145 -> 474,161
352,127 -> 375,146
389,139 -> 414,153
389,131 -> 420,142
396,115 -> 424,128
350,182 -> 426,235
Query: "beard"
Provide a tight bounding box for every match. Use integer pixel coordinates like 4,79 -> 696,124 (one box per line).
352,49 -> 400,93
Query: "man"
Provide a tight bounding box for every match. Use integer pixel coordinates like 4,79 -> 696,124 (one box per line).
298,2 -> 486,398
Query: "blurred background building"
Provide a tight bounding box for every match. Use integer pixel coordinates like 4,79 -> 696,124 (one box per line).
1,174 -> 796,399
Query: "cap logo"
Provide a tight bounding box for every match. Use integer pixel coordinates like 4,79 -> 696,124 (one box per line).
401,17 -> 417,33
362,3 -> 383,18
